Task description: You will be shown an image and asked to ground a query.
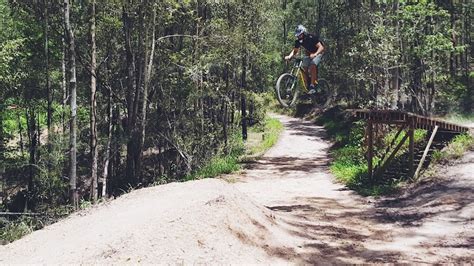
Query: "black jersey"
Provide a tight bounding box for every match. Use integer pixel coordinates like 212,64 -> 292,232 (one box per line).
294,33 -> 321,54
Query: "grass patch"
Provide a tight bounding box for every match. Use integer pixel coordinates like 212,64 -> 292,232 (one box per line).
185,131 -> 244,180
246,116 -> 284,157
330,161 -> 367,185
319,107 -> 430,196
432,133 -> 474,163
186,115 -> 283,180
186,155 -> 241,180
0,203 -> 73,244
329,127 -> 428,196
0,217 -> 34,244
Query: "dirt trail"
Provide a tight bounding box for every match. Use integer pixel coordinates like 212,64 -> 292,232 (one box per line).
232,114 -> 473,263
0,114 -> 472,263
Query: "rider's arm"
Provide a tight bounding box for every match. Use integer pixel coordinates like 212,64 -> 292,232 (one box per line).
310,42 -> 325,59
285,48 -> 299,60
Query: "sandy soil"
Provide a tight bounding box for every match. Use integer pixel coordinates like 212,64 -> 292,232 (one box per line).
0,114 -> 472,264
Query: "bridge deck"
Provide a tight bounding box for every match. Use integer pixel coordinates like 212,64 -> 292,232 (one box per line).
350,109 -> 469,133
348,109 -> 470,180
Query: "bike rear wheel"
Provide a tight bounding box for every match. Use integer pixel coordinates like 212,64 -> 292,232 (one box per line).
275,73 -> 299,107
313,79 -> 331,107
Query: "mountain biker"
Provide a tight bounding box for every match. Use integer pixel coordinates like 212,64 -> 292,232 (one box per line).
284,24 -> 325,94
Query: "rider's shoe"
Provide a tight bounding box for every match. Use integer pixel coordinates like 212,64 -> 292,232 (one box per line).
308,83 -> 318,94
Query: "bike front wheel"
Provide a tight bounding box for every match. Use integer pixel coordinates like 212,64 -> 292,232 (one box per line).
275,73 -> 299,107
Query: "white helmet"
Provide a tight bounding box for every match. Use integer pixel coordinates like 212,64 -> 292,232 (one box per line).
294,24 -> 307,37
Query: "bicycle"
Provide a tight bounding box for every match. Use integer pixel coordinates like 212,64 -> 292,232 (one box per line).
275,56 -> 330,108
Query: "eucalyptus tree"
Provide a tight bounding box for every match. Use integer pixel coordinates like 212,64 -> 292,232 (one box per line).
89,0 -> 98,202
64,0 -> 78,209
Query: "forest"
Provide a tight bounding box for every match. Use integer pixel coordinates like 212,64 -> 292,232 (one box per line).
0,0 -> 471,233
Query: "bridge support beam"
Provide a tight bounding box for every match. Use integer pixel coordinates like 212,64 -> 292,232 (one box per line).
409,118 -> 415,177
374,132 -> 409,178
413,125 -> 439,180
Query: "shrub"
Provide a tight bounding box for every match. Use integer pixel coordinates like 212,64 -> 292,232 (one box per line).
0,218 -> 34,244
433,133 -> 474,163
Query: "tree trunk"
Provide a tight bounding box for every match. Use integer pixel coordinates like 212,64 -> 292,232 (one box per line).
62,34 -> 68,135
101,87 -> 113,198
17,112 -> 24,156
0,105 -> 5,207
231,91 -> 235,127
411,50 -> 423,114
44,0 -> 52,144
64,0 -> 78,209
89,0 -> 98,203
449,0 -> 456,77
241,94 -> 247,141
26,107 -> 37,211
36,113 -> 41,157
137,5 -> 157,183
463,0 -> 472,113
123,4 -> 139,184
111,106 -> 120,190
124,3 -> 156,184
241,50 -> 247,140
391,0 -> 400,109
282,0 -> 287,46
223,101 -> 228,147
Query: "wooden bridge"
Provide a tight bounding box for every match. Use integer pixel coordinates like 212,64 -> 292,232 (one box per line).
349,109 -> 470,180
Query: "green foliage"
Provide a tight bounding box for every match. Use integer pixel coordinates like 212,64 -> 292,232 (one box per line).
0,217 -> 34,244
79,199 -> 93,210
323,109 -> 432,196
186,131 -> 244,181
0,38 -> 27,87
0,0 -> 28,96
186,155 -> 240,180
248,116 -> 283,156
186,115 -> 283,180
433,134 -> 474,163
331,161 -> 367,186
332,145 -> 365,165
315,108 -> 359,145
383,129 -> 427,152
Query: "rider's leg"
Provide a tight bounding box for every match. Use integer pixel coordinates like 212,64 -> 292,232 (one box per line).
302,67 -> 310,88
310,54 -> 323,86
310,64 -> 318,86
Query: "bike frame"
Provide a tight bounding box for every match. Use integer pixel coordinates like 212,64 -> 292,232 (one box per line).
290,59 -> 309,93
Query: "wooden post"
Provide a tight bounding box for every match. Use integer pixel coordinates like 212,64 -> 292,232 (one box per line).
413,125 -> 438,180
408,118 -> 415,177
368,120 -> 374,179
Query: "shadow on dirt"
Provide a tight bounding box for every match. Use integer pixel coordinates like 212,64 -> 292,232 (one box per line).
244,117 -> 331,174
265,196 -> 402,263
374,179 -> 474,227
262,174 -> 474,263
245,156 -> 330,173
285,119 -> 331,140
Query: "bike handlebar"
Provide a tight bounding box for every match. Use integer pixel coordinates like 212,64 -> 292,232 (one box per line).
285,56 -> 304,61
285,56 -> 304,68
